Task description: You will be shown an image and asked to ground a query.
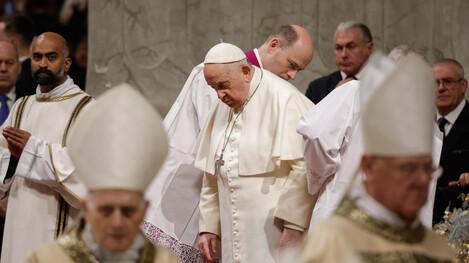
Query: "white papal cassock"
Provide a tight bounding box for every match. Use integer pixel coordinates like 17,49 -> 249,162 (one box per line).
0,77 -> 91,263
195,67 -> 315,263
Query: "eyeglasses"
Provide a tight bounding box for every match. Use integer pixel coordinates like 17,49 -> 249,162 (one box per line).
396,162 -> 438,177
435,78 -> 463,88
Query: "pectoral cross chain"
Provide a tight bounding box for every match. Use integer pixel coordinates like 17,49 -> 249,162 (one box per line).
215,157 -> 225,176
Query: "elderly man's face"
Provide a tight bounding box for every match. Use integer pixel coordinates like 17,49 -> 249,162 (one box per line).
433,63 -> 467,116
334,27 -> 373,76
0,42 -> 20,94
31,34 -> 71,88
204,63 -> 251,109
362,155 -> 434,224
83,190 -> 148,252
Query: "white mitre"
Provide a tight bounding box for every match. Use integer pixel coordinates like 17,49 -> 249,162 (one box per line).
362,54 -> 435,156
68,83 -> 168,192
203,42 -> 246,64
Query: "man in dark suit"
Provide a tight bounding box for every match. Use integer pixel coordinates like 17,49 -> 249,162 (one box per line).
3,15 -> 37,99
305,21 -> 373,104
432,58 -> 469,225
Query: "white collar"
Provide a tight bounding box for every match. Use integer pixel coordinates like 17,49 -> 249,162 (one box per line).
340,65 -> 366,80
253,48 -> 264,69
35,76 -> 77,99
82,223 -> 145,263
351,178 -> 420,229
6,87 -> 15,101
437,99 -> 466,125
19,56 -> 29,63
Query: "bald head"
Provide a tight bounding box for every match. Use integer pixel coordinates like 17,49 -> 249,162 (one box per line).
35,32 -> 70,57
258,24 -> 314,80
31,32 -> 72,92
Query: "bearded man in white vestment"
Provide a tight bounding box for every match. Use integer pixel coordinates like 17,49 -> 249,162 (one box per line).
194,43 -> 314,263
143,25 -> 314,262
0,32 -> 92,263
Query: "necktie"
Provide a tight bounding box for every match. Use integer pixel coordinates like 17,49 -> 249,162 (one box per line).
0,95 -> 9,125
437,117 -> 448,137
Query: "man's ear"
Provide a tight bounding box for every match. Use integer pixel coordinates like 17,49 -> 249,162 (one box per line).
366,42 -> 374,54
241,64 -> 251,81
64,57 -> 72,73
267,37 -> 281,53
360,155 -> 374,175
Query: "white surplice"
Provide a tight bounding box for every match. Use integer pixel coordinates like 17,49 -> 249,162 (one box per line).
298,80 -> 362,227
0,77 -> 91,263
142,63 -> 217,262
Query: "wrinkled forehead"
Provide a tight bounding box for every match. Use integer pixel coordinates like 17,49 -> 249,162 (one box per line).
335,27 -> 366,44
375,154 -> 433,166
0,42 -> 18,59
88,189 -> 144,205
432,63 -> 462,78
204,63 -> 231,79
32,37 -> 65,55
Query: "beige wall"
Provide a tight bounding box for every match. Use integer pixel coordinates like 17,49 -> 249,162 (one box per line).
87,0 -> 469,115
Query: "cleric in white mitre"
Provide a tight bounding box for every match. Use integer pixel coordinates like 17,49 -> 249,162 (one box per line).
194,43 -> 315,263
24,84 -> 180,263
294,54 -> 455,263
298,52 -> 442,228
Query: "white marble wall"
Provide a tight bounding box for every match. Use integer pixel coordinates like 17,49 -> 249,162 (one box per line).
88,0 -> 469,115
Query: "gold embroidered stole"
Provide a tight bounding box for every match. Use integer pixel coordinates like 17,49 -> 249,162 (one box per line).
335,198 -> 452,263
57,219 -> 156,263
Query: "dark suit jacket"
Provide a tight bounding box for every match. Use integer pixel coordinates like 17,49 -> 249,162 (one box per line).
305,70 -> 342,104
433,101 -> 469,225
15,58 -> 37,100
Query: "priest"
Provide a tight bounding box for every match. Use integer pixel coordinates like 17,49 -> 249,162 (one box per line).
0,32 -> 92,263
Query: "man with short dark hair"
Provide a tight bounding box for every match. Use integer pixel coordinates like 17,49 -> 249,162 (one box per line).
432,58 -> 469,225
305,21 -> 373,104
0,32 -> 92,263
143,24 -> 314,261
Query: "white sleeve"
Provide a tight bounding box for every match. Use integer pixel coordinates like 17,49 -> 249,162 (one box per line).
0,149 -> 13,197
14,136 -> 86,208
297,84 -> 358,195
0,99 -> 24,196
